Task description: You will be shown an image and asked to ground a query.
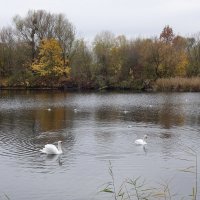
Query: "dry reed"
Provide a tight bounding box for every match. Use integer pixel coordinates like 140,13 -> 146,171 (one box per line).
154,77 -> 200,92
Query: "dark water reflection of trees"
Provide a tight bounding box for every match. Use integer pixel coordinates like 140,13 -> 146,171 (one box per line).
0,91 -> 199,132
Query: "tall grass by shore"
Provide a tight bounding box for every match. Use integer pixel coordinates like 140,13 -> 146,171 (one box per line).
154,77 -> 200,92
101,144 -> 198,200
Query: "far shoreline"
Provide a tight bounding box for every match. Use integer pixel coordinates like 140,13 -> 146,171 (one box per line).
0,77 -> 200,92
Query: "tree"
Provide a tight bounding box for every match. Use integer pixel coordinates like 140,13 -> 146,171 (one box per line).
13,10 -> 75,66
160,25 -> 174,44
157,26 -> 188,77
172,36 -> 188,76
0,26 -> 33,86
31,10 -> 55,40
54,14 -> 75,67
70,39 -> 92,88
13,10 -> 39,61
31,38 -> 70,86
0,27 -> 15,77
146,38 -> 164,79
93,31 -> 116,87
186,34 -> 200,76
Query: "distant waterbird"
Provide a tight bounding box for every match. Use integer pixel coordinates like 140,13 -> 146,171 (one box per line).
74,108 -> 78,113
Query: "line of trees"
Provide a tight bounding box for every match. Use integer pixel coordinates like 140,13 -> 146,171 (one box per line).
0,10 -> 200,90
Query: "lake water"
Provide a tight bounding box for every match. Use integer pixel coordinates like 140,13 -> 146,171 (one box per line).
0,90 -> 199,200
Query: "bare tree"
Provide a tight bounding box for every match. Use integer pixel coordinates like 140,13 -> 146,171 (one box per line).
13,10 -> 75,67
0,27 -> 15,76
54,14 -> 75,67
13,10 -> 39,61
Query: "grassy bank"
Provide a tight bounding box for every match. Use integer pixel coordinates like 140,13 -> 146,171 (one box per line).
154,77 -> 200,92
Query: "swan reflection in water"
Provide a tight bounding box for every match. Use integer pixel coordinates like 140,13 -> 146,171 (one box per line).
45,154 -> 63,166
135,144 -> 148,155
142,145 -> 148,155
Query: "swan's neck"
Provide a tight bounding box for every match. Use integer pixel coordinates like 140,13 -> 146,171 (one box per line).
143,136 -> 146,141
58,143 -> 62,153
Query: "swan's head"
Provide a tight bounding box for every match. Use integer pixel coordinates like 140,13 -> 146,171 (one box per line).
57,141 -> 63,153
143,135 -> 148,140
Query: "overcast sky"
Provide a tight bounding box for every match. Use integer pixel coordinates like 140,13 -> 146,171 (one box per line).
0,0 -> 200,40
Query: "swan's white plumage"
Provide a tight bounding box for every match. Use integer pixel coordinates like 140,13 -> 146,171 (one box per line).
135,135 -> 147,145
40,141 -> 63,154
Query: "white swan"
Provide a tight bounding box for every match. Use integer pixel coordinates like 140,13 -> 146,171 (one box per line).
123,110 -> 129,114
40,141 -> 63,154
135,135 -> 148,145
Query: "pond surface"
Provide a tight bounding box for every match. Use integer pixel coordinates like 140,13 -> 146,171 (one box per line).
0,90 -> 199,200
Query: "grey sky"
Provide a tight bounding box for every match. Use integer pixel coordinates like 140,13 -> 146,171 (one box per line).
0,0 -> 200,40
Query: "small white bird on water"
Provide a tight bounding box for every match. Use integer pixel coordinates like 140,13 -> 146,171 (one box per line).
135,135 -> 148,145
40,141 -> 63,154
123,110 -> 129,114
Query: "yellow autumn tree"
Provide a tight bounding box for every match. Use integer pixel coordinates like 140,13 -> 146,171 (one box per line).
31,38 -> 70,84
